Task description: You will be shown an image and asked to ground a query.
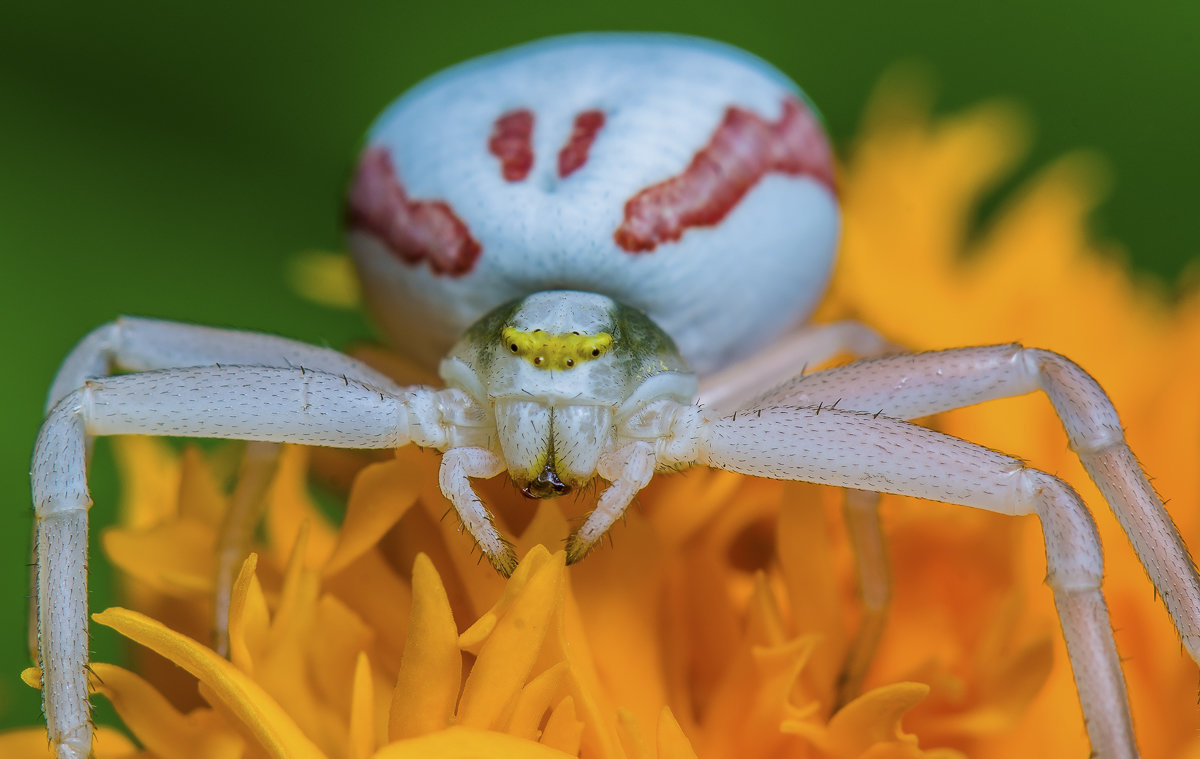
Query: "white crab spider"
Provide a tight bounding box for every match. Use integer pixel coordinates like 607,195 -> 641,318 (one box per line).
31,33 -> 1200,759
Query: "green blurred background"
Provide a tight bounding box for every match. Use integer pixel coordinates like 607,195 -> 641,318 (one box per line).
2,0 -> 1196,731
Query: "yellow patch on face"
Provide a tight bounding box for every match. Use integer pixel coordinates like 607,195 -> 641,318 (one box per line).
501,326 -> 613,370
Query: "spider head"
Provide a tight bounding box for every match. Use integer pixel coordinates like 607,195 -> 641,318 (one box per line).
440,290 -> 698,491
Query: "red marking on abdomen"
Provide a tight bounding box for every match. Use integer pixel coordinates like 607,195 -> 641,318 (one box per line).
489,109 -> 535,182
346,147 -> 481,277
614,98 -> 836,252
558,109 -> 606,178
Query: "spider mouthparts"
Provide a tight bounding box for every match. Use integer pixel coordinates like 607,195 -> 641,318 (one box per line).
521,465 -> 570,499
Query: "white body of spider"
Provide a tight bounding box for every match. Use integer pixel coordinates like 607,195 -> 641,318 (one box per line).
31,33 -> 1200,759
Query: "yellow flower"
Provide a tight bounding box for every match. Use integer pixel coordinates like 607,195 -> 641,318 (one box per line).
8,76 -> 1199,758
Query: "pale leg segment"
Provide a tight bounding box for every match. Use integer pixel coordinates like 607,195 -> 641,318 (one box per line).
32,365 -> 440,759
34,409 -> 90,759
565,441 -> 657,563
697,320 -> 897,414
698,320 -> 900,703
836,488 -> 890,709
212,441 -> 280,656
47,316 -> 404,412
46,319 -> 407,664
709,321 -> 900,705
695,406 -> 1136,758
438,448 -> 512,574
753,344 -> 1200,667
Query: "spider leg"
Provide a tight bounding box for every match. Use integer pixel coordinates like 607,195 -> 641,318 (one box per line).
698,320 -> 901,705
47,316 -> 403,412
755,344 -> 1200,667
32,364 -> 448,759
44,318 -> 409,661
836,487 -> 890,709
439,448 -> 513,575
565,441 -> 657,563
697,320 -> 897,414
695,405 -> 1137,759
212,440 -> 280,656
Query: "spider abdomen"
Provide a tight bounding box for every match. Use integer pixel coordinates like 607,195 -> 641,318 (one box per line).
346,33 -> 840,375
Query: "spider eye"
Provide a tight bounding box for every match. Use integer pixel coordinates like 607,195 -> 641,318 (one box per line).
591,348 -> 600,356
565,358 -> 575,367
509,344 -> 519,353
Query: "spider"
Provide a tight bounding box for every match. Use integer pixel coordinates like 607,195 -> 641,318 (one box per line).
31,33 -> 1200,759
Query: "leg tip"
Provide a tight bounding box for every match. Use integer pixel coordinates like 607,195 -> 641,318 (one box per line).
488,548 -> 519,578
564,532 -> 596,565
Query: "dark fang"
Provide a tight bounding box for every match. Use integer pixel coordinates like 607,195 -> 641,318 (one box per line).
522,465 -> 570,499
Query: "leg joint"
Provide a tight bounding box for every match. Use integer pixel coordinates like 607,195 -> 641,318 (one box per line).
1030,471 -> 1105,588
1022,348 -> 1125,451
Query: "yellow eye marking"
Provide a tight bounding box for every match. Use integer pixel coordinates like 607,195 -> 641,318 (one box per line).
501,327 -> 613,370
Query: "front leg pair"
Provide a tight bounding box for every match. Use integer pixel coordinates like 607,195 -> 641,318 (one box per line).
42,317 -> 411,663
685,343 -> 1200,759
696,405 -> 1136,756
46,316 -> 404,412
753,344 -> 1200,664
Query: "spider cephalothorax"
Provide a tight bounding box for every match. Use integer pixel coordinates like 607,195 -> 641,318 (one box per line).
444,291 -> 694,503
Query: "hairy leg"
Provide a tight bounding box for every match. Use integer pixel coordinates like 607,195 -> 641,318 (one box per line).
696,405 -> 1136,758
753,344 -> 1200,665
33,365 -> 437,757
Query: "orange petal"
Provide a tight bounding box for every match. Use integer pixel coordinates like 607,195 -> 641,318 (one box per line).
785,682 -> 930,755
324,459 -> 421,576
248,533 -> 329,753
308,594 -> 375,720
349,652 -> 376,759
643,469 -> 745,550
19,667 -> 40,689
505,662 -> 568,741
102,517 -> 215,596
777,482 -> 847,694
227,553 -> 269,674
388,553 -> 462,741
325,548 -> 413,667
266,520 -> 312,647
550,581 -> 625,759
90,662 -> 242,759
616,707 -> 647,759
700,632 -> 819,758
744,570 -> 787,648
113,436 -> 181,529
564,506 -> 667,736
93,607 -> 327,759
264,445 -> 337,567
656,707 -> 699,759
512,501 -> 572,560
177,445 -> 230,526
540,697 -> 584,754
456,548 -> 565,730
371,726 -> 578,759
457,544 -> 556,653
